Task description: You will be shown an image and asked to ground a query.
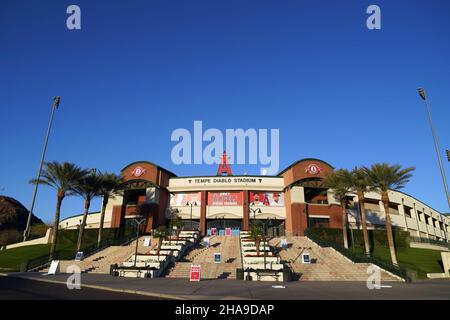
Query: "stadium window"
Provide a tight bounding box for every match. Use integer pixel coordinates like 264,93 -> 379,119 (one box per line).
304,187 -> 328,205
364,199 -> 380,213
123,188 -> 146,205
403,205 -> 412,218
309,217 -> 330,228
388,202 -> 399,215
417,210 -> 423,221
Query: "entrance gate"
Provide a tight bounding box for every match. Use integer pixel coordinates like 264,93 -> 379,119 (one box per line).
206,219 -> 241,236
181,220 -> 200,231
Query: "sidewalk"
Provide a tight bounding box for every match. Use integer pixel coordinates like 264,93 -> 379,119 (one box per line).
3,272 -> 450,300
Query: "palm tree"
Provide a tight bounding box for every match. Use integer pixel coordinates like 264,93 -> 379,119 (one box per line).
30,162 -> 88,261
73,170 -> 103,253
153,225 -> 167,257
322,169 -> 354,249
249,222 -> 263,256
97,172 -> 122,246
350,167 -> 374,256
364,163 -> 415,266
171,216 -> 183,238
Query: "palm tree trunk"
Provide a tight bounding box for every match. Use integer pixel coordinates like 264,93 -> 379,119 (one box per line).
341,200 -> 349,249
358,192 -> 371,256
255,238 -> 260,256
382,191 -> 399,266
76,198 -> 91,252
49,193 -> 64,261
97,195 -> 108,247
157,237 -> 163,256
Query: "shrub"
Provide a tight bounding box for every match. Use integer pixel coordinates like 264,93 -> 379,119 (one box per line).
29,223 -> 49,239
308,227 -> 410,248
0,229 -> 22,246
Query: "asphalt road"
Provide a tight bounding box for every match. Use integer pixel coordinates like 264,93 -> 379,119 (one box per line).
0,276 -> 167,300
2,273 -> 450,300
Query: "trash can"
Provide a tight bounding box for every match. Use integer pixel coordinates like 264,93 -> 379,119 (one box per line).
236,268 -> 244,280
406,269 -> 417,283
20,262 -> 29,273
245,268 -> 253,281
110,264 -> 118,276
283,267 -> 292,282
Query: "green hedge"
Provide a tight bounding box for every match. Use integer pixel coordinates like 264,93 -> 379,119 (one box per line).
53,228 -> 117,251
0,228 -> 128,272
308,227 -> 410,249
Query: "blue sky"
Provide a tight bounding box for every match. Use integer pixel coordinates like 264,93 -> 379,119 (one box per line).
1,0 -> 449,222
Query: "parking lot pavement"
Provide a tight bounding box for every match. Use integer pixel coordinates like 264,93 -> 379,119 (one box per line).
0,276 -> 167,300
2,272 -> 450,300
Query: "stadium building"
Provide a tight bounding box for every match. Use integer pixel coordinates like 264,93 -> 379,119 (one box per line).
60,154 -> 450,242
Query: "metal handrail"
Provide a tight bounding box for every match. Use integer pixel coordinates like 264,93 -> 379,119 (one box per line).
304,229 -> 410,281
410,236 -> 450,248
21,236 -> 134,272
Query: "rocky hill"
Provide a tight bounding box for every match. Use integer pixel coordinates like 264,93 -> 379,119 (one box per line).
0,195 -> 43,231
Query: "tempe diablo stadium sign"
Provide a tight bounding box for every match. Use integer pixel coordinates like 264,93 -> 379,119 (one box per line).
168,176 -> 284,192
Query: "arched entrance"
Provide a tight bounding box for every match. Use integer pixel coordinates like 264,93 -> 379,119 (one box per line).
206,219 -> 241,236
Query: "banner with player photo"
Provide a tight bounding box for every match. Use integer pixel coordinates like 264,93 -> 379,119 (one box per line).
170,192 -> 201,206
249,191 -> 284,206
208,192 -> 243,206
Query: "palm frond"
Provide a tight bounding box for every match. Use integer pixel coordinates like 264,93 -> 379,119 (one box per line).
73,171 -> 104,200
364,163 -> 415,192
322,169 -> 353,202
31,161 -> 89,196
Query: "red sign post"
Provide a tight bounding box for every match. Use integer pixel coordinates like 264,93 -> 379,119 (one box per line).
190,265 -> 201,282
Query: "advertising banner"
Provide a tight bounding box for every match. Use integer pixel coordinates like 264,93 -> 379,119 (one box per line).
208,192 -> 243,206
249,191 -> 284,206
190,265 -> 201,282
170,192 -> 201,206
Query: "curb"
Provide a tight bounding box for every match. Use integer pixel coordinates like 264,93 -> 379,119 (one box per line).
0,273 -> 189,300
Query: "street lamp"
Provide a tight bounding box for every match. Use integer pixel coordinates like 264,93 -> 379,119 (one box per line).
446,150 -> 450,162
167,208 -> 179,245
418,88 -> 450,210
132,218 -> 146,267
249,205 -> 262,220
23,96 -> 60,241
187,201 -> 197,231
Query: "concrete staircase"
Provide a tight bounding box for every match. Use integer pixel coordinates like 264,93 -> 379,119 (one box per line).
166,236 -> 242,280
42,237 -> 157,274
269,236 -> 401,281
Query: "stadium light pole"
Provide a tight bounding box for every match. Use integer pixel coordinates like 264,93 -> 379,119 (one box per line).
23,96 -> 61,241
418,88 -> 450,210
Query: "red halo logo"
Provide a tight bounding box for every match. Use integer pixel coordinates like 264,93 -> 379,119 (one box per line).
132,166 -> 146,177
305,164 -> 321,175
